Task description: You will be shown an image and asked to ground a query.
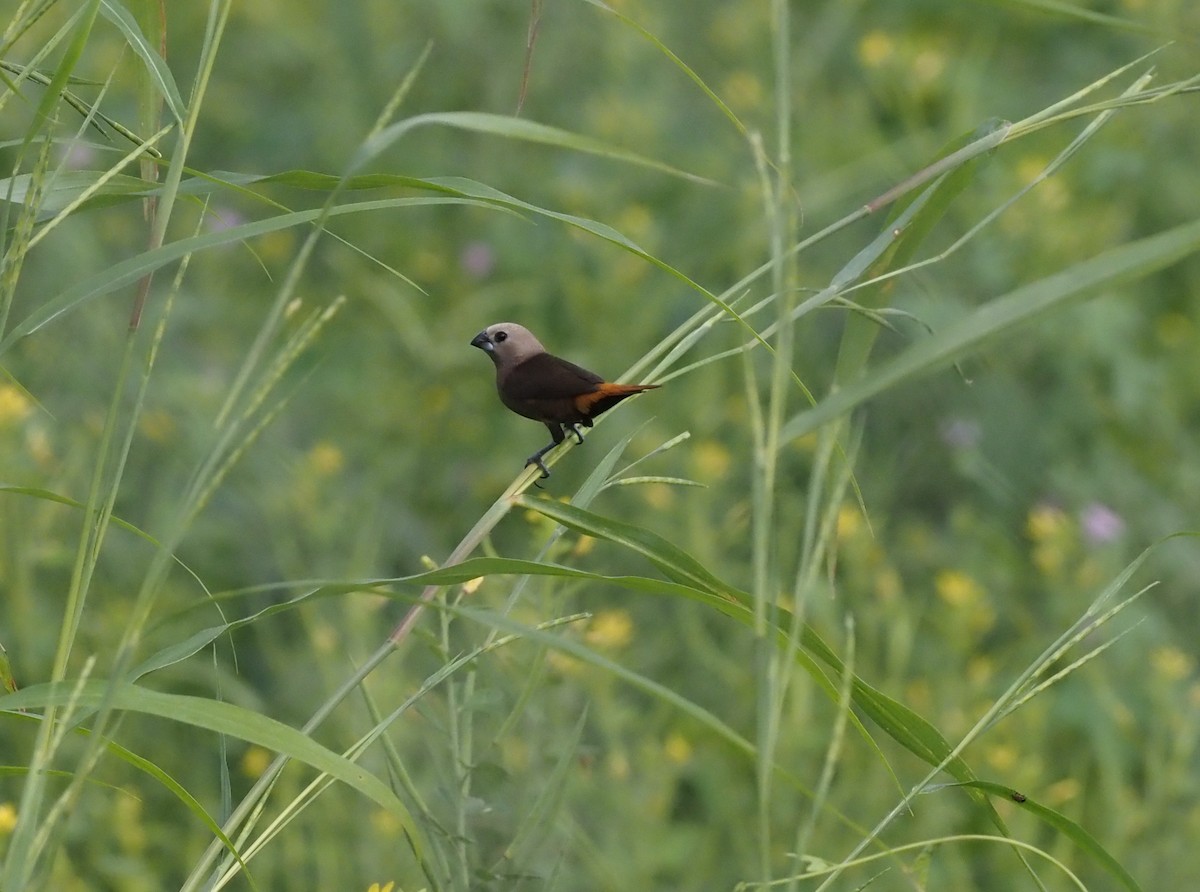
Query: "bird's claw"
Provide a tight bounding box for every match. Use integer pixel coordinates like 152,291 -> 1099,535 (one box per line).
524,426 -> 583,480
525,455 -> 551,479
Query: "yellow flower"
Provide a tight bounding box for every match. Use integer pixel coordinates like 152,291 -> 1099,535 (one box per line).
874,566 -> 901,602
1150,645 -> 1193,682
311,622 -> 338,655
258,229 -> 296,265
1110,698 -> 1134,730
1026,504 -> 1068,541
1032,543 -> 1064,577
935,569 -> 983,608
586,610 -> 634,650
664,732 -> 692,764
0,385 -> 31,427
413,247 -> 446,281
612,251 -> 649,288
27,427 -> 54,466
546,650 -> 583,676
985,743 -> 1017,772
307,442 -> 345,476
1045,778 -> 1081,806
857,31 -> 894,68
240,746 -> 271,779
1035,177 -> 1069,212
721,70 -> 763,112
642,483 -> 673,510
116,792 -> 146,854
607,750 -> 630,781
1017,156 -> 1050,186
793,432 -> 819,454
615,204 -> 653,242
905,679 -> 932,713
708,5 -> 760,53
367,883 -> 395,892
1026,504 -> 1072,575
0,802 -> 17,834
912,48 -> 946,85
691,440 -> 731,479
967,655 -> 994,686
525,496 -> 569,529
1012,156 -> 1071,211
138,408 -> 175,443
371,809 -> 403,836
1155,312 -> 1193,348
836,504 -> 863,542
934,570 -> 994,634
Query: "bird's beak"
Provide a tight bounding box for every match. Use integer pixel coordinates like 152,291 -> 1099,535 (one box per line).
470,330 -> 494,353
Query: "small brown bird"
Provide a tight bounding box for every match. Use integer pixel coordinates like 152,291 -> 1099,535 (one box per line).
471,322 -> 659,478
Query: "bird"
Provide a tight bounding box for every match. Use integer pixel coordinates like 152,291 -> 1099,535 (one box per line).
470,322 -> 659,478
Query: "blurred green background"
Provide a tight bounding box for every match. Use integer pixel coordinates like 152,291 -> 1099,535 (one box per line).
2,0 -> 1200,889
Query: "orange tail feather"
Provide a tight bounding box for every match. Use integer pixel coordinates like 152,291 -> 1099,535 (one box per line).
574,381 -> 659,416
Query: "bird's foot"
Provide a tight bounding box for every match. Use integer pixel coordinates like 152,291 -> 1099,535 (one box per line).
569,424 -> 586,444
524,452 -> 552,479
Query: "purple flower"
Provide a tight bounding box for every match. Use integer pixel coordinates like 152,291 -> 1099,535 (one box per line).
939,417 -> 981,450
1080,502 -> 1125,545
207,207 -> 246,233
58,143 -> 97,169
459,241 -> 495,279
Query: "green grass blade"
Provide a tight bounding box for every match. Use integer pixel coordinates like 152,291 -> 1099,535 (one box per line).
781,215 -> 1200,443
351,110 -> 718,185
493,506 -> 982,785
515,495 -> 734,595
97,0 -> 185,123
0,681 -> 427,860
941,781 -> 1143,892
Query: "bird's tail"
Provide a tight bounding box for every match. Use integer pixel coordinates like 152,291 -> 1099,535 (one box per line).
575,382 -> 660,418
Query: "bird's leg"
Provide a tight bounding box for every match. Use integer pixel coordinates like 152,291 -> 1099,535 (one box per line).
525,423 -> 566,479
568,423 -> 586,444
524,442 -> 554,479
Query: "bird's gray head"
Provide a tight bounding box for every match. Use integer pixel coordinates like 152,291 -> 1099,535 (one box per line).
470,322 -> 547,368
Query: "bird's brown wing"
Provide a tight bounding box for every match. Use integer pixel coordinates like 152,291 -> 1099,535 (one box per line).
499,352 -> 605,425
501,352 -> 604,400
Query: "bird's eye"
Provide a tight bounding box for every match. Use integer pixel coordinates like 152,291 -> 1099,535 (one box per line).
494,331 -> 507,343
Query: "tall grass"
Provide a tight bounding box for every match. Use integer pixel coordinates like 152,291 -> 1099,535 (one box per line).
1,1 -> 1198,889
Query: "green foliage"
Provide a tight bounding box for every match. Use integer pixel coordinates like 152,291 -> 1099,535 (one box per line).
2,1 -> 1200,890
